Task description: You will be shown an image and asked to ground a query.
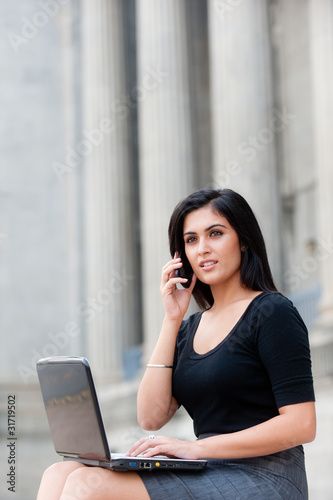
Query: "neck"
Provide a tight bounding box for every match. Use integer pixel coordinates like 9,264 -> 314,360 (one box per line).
209,279 -> 252,310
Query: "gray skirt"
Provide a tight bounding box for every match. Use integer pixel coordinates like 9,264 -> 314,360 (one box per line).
138,445 -> 308,500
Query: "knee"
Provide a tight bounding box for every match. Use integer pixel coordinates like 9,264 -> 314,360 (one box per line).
63,466 -> 109,497
41,460 -> 85,483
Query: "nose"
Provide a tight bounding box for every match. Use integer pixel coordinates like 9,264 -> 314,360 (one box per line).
198,237 -> 211,256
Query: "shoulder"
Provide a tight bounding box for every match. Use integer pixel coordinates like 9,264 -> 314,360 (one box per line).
250,292 -> 308,345
251,292 -> 304,323
253,291 -> 293,308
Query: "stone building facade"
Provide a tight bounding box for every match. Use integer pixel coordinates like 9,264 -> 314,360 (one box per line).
0,0 -> 333,497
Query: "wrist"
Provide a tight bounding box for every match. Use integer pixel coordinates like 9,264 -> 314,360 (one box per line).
195,435 -> 219,460
147,317 -> 182,367
192,439 -> 205,460
162,316 -> 183,330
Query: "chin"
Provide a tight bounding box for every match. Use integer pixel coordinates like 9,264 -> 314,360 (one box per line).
197,274 -> 220,286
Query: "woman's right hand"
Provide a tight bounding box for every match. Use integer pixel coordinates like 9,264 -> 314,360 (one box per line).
160,255 -> 197,322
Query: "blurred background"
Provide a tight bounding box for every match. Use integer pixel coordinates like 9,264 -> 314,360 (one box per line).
0,0 -> 333,498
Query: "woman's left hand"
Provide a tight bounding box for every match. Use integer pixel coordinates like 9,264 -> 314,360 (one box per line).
127,435 -> 200,460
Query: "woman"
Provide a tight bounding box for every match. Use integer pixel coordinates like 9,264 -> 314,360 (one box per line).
37,188 -> 316,500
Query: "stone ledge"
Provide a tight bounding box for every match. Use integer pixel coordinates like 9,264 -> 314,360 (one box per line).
0,378 -> 140,437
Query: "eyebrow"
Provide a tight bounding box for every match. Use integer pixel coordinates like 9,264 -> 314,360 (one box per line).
183,223 -> 227,237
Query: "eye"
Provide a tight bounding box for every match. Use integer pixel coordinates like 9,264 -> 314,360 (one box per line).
185,236 -> 197,244
210,230 -> 223,237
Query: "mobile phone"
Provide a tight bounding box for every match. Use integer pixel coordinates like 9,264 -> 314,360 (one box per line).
175,252 -> 193,288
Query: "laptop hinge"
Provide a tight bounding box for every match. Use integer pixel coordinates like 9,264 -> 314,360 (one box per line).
63,456 -> 102,467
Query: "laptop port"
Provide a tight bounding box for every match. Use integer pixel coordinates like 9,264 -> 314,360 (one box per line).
140,462 -> 151,469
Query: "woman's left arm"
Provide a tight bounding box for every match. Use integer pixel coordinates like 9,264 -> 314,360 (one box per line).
195,401 -> 316,460
128,401 -> 316,460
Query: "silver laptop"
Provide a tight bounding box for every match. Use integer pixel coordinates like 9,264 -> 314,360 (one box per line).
36,356 -> 207,472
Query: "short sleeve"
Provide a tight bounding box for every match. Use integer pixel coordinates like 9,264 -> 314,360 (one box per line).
255,294 -> 315,408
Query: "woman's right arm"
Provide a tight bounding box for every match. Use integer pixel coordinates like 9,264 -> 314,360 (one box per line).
137,256 -> 196,431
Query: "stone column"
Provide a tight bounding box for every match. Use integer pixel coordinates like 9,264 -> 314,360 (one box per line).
266,1 -> 319,320
208,0 -> 282,283
136,0 -> 196,359
82,0 -> 138,381
309,0 -> 333,375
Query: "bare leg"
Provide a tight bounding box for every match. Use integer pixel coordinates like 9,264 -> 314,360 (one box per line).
37,461 -> 86,500
59,465 -> 150,500
37,461 -> 84,500
37,461 -> 150,500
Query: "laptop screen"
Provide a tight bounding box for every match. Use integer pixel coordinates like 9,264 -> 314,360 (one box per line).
37,358 -> 110,462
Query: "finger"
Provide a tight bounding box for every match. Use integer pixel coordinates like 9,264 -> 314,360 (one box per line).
128,436 -> 159,457
161,261 -> 182,287
141,440 -> 178,459
127,437 -> 149,456
162,257 -> 181,272
162,258 -> 181,277
166,276 -> 189,287
165,273 -> 195,292
187,272 -> 197,292
141,445 -> 166,458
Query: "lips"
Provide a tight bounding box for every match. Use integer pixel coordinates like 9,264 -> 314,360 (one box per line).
199,260 -> 217,268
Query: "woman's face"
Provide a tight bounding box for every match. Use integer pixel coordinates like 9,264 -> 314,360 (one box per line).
183,205 -> 242,288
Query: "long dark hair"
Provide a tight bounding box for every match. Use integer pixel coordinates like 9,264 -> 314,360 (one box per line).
168,188 -> 277,309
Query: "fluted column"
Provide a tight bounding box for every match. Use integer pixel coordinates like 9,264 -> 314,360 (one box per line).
267,0 -> 318,298
137,0 -> 196,360
309,0 -> 333,374
82,0 -> 138,381
208,0 -> 282,283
